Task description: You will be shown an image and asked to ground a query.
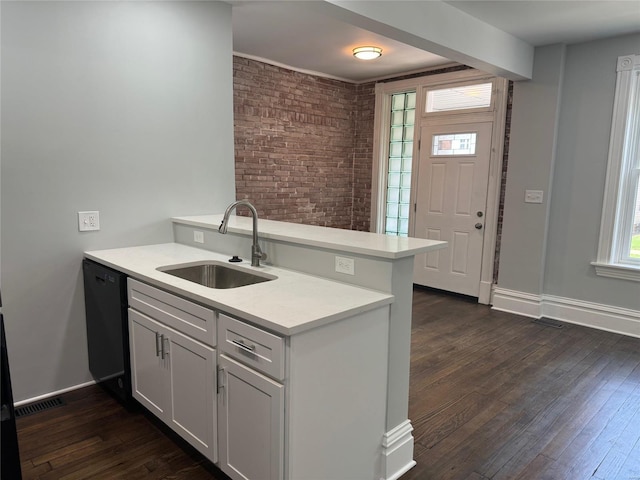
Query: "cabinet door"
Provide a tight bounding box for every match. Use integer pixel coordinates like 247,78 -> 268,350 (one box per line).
129,309 -> 169,419
167,330 -> 217,463
218,354 -> 284,480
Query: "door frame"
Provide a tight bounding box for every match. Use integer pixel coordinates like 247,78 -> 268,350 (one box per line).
371,69 -> 509,304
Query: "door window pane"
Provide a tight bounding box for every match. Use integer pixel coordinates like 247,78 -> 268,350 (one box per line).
403,125 -> 414,141
405,109 -> 415,125
401,173 -> 412,188
406,92 -> 416,109
387,203 -> 399,218
391,127 -> 404,142
388,157 -> 402,172
392,94 -> 406,110
400,188 -> 411,204
388,173 -> 401,188
387,187 -> 400,203
432,133 -> 477,156
400,204 -> 410,219
390,142 -> 403,157
391,110 -> 404,126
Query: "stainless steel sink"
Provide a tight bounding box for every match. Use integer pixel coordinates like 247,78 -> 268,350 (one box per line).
157,262 -> 275,289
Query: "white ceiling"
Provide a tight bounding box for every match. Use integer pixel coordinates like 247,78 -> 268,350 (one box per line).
231,0 -> 640,83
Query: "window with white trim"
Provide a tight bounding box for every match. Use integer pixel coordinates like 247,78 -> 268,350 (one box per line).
593,54 -> 640,281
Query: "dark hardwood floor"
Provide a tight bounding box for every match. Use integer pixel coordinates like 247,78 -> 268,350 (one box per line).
404,287 -> 640,480
16,386 -> 227,480
16,287 -> 640,480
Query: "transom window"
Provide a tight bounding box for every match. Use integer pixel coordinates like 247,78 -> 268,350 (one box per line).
426,82 -> 492,113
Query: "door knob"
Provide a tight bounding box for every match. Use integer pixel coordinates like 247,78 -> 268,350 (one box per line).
475,223 -> 483,229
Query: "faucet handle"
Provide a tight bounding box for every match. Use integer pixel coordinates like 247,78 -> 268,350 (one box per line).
252,244 -> 267,265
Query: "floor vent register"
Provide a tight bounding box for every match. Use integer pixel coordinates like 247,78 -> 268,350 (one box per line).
15,397 -> 65,418
532,317 -> 564,329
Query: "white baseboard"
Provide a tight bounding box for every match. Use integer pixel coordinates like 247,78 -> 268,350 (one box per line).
14,380 -> 96,407
491,287 -> 640,338
543,295 -> 640,338
491,288 -> 542,318
381,420 -> 417,480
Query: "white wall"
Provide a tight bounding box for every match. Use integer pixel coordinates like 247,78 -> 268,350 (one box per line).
498,44 -> 566,295
0,1 -> 236,402
497,33 -> 640,317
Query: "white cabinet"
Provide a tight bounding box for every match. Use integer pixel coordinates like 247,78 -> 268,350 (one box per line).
217,307 -> 391,480
218,313 -> 285,380
126,278 -> 390,480
218,354 -> 284,480
217,312 -> 285,480
128,280 -> 217,463
129,309 -> 170,418
128,278 -> 216,345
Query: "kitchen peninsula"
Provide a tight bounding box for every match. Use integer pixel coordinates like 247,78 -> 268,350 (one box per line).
86,215 -> 446,480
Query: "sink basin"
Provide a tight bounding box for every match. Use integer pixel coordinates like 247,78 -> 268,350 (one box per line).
158,262 -> 275,289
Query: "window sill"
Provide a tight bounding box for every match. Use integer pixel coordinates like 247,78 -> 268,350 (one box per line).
591,262 -> 640,282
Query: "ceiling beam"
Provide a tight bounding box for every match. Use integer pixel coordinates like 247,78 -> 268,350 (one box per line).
316,0 -> 534,81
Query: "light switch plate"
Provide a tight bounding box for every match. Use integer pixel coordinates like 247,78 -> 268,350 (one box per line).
524,190 -> 544,204
335,256 -> 355,275
194,230 -> 205,243
78,211 -> 100,231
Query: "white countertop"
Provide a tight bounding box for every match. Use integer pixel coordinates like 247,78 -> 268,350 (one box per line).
172,215 -> 447,259
85,243 -> 393,336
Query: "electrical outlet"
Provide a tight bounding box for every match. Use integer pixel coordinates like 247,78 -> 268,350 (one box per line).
194,230 -> 205,243
524,190 -> 544,204
335,256 -> 355,275
78,211 -> 100,231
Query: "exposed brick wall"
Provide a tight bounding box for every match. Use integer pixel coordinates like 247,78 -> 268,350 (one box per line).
352,82 -> 376,231
494,80 -> 514,283
233,56 -> 356,228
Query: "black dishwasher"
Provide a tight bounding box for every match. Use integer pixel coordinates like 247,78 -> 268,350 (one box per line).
1,291 -> 22,480
83,259 -> 132,406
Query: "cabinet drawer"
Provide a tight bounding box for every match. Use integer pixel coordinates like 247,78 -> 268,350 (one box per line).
219,313 -> 284,381
128,278 -> 215,346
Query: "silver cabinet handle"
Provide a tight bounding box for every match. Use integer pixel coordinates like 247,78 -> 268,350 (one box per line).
155,332 -> 161,357
231,339 -> 256,353
161,335 -> 170,359
217,366 -> 226,395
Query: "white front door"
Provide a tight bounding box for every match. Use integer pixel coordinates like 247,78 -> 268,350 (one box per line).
413,122 -> 493,296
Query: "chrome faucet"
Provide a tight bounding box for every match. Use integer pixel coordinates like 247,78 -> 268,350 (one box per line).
219,200 -> 267,267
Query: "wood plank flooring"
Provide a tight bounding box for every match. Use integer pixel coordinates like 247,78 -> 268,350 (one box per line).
16,386 -> 227,480
404,287 -> 640,480
16,287 -> 640,480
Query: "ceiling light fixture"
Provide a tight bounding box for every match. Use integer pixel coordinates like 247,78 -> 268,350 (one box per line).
353,46 -> 382,60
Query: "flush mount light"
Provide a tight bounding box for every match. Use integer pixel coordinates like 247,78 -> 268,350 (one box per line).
353,46 -> 382,60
